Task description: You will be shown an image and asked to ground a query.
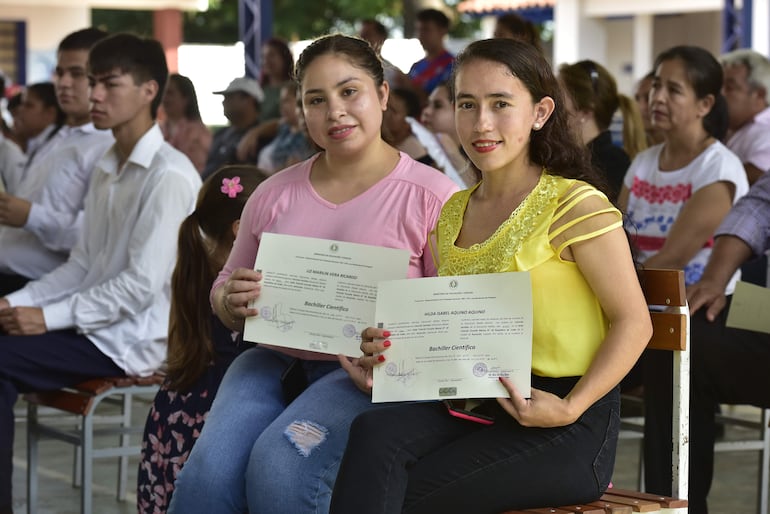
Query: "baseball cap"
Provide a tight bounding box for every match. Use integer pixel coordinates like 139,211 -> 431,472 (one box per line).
214,77 -> 264,103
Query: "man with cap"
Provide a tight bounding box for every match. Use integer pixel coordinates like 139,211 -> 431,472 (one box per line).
202,77 -> 263,180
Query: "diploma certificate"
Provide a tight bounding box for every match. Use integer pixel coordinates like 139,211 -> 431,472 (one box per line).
244,233 -> 410,356
372,272 -> 532,403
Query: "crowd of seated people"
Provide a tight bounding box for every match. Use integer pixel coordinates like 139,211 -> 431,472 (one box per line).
1,14 -> 769,514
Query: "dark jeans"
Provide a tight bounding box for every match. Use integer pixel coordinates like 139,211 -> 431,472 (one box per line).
0,329 -> 124,511
0,273 -> 30,298
643,298 -> 770,514
330,376 -> 620,514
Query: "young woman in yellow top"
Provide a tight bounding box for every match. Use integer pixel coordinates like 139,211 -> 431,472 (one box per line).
331,39 -> 652,513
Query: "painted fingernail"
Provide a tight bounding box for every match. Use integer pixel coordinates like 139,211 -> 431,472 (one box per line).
382,340 -> 391,348
377,355 -> 386,362
498,377 -> 504,382
382,330 -> 391,337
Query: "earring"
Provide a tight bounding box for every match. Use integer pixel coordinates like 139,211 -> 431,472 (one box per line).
533,122 -> 541,130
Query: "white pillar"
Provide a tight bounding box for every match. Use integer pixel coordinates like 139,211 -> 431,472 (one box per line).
553,0 -> 607,67
633,14 -> 654,79
751,0 -> 770,56
480,15 -> 496,39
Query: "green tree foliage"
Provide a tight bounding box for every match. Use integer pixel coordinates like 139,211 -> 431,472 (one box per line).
92,0 -> 476,43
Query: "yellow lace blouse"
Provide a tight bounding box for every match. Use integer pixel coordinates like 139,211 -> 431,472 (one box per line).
434,172 -> 622,377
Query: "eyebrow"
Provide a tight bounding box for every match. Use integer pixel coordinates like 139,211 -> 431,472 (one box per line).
89,73 -> 122,82
455,92 -> 515,100
303,76 -> 361,96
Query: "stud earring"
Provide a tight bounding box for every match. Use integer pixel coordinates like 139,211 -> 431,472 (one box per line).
533,122 -> 541,130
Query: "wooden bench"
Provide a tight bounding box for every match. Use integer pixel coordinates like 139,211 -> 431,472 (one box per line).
24,374 -> 163,514
503,268 -> 690,514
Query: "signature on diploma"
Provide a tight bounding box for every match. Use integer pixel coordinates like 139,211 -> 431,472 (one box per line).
261,303 -> 295,332
384,361 -> 419,385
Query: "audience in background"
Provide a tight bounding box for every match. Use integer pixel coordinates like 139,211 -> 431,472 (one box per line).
358,18 -> 410,88
160,73 -> 212,174
408,8 -> 454,99
0,33 -> 200,514
234,38 -> 296,165
559,59 -> 646,199
720,48 -> 770,184
13,83 -> 65,165
493,13 -> 543,54
632,48 -> 750,513
620,45 -> 748,287
634,71 -> 665,147
259,37 -> 294,122
383,87 -> 433,166
202,77 -> 262,180
417,81 -> 475,187
0,27 -> 113,297
257,83 -> 314,175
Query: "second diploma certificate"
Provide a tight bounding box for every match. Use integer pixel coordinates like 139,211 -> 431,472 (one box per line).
243,233 -> 410,356
372,272 -> 532,403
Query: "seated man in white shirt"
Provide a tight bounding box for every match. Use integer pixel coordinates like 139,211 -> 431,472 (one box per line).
0,33 -> 201,514
721,49 -> 770,184
0,28 -> 114,296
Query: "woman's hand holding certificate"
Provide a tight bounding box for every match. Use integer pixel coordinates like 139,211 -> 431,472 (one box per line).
243,233 -> 409,356
371,272 -> 533,403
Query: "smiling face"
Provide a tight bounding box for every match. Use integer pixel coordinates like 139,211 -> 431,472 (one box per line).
421,84 -> 454,134
300,53 -> 388,156
650,57 -> 713,134
454,58 -> 545,175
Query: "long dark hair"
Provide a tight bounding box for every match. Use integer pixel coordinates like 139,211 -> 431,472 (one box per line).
168,73 -> 202,121
451,39 -> 603,190
165,166 -> 264,391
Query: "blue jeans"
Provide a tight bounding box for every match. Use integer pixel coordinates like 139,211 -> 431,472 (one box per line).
167,346 -> 381,514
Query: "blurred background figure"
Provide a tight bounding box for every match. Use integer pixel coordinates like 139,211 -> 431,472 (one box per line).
408,8 -> 454,99
559,59 -> 647,199
233,38 -> 295,165
418,81 -> 475,187
493,13 -> 543,54
161,73 -> 212,174
202,77 -> 262,180
383,87 -> 433,166
634,71 -> 665,147
257,83 -> 314,175
358,18 -> 410,88
14,82 -> 65,168
720,48 -> 770,185
259,37 -> 294,122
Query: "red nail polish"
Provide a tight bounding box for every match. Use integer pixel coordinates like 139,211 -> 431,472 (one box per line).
383,340 -> 391,348
382,330 -> 391,337
498,377 -> 504,382
377,355 -> 386,362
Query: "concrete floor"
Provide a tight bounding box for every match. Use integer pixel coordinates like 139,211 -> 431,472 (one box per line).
8,400 -> 769,514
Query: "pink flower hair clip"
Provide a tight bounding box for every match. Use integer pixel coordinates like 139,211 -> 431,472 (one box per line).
221,176 -> 244,198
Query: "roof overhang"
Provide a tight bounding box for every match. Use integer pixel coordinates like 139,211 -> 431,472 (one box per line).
458,0 -> 555,20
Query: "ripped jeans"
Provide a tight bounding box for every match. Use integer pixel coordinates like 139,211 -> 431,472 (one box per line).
167,346 -> 380,514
